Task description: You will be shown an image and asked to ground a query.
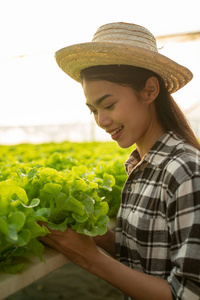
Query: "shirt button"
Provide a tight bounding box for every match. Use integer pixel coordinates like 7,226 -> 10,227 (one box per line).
131,184 -> 135,192
128,184 -> 135,192
128,187 -> 131,192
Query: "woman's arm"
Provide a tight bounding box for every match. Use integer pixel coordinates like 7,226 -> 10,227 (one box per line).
39,226 -> 173,300
91,247 -> 173,300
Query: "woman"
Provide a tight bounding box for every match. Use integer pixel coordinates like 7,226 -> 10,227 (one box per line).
40,23 -> 200,299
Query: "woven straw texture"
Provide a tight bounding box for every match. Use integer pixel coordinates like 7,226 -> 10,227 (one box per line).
55,22 -> 193,93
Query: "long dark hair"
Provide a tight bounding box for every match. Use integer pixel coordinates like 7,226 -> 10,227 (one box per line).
80,65 -> 200,151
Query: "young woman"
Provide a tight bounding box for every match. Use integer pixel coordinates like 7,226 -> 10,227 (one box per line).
40,23 -> 200,299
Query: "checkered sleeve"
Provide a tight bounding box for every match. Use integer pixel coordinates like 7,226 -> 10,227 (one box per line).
167,171 -> 200,299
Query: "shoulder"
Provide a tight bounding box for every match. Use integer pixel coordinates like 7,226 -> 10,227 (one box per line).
164,141 -> 200,178
148,132 -> 200,192
159,141 -> 200,199
147,132 -> 200,180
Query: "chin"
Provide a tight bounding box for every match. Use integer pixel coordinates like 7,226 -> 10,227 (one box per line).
117,140 -> 135,149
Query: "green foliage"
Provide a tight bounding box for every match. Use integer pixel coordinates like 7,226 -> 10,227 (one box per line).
0,141 -> 134,273
0,179 -> 49,274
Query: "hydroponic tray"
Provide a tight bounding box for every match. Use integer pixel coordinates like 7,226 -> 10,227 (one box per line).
0,246 -> 69,299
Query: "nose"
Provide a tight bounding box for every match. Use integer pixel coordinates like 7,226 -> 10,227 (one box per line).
96,110 -> 112,129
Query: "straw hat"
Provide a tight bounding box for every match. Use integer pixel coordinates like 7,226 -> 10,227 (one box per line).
55,22 -> 193,93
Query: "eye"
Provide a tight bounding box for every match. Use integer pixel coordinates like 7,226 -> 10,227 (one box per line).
105,103 -> 115,110
89,109 -> 98,115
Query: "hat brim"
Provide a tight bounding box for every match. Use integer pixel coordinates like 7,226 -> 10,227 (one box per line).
55,42 -> 193,93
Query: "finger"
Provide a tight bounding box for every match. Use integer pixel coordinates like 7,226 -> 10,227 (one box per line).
39,234 -> 60,249
38,221 -> 68,236
39,234 -> 71,258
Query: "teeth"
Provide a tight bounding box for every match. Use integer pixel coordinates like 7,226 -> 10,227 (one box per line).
110,126 -> 123,135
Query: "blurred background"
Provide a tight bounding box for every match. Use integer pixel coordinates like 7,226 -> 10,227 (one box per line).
0,0 -> 200,145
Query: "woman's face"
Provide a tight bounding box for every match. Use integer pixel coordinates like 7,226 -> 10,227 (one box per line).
82,79 -> 163,151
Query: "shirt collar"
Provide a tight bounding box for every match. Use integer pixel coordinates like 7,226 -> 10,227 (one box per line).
125,131 -> 183,175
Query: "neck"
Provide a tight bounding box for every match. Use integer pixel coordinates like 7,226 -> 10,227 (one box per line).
136,123 -> 166,160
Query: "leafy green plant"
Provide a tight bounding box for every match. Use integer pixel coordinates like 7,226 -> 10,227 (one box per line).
0,180 -> 49,273
0,141 -> 134,273
0,165 -> 115,273
19,166 -> 112,235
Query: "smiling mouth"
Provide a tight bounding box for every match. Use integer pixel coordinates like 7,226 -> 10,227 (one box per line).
109,126 -> 124,136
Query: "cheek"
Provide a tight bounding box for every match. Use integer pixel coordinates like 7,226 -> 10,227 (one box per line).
94,115 -> 98,124
126,105 -> 151,127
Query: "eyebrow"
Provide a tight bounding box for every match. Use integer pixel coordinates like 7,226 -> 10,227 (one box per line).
86,94 -> 112,108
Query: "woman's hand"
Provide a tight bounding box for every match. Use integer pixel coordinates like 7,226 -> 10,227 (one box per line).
93,226 -> 116,257
39,222 -> 173,299
39,222 -> 101,271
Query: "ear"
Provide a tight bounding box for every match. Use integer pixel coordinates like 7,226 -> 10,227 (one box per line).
141,76 -> 160,103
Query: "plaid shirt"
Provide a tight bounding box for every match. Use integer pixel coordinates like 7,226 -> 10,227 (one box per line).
115,131 -> 200,300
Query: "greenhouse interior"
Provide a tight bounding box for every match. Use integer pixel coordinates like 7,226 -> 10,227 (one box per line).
0,1 -> 200,299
